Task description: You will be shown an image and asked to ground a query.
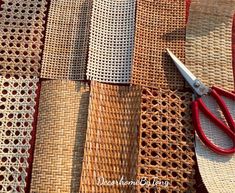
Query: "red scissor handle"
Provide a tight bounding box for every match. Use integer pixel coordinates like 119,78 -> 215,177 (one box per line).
192,86 -> 235,155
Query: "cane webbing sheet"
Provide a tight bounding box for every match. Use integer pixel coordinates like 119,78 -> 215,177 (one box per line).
30,80 -> 89,193
86,0 -> 136,83
0,0 -> 48,77
186,0 -> 235,90
40,0 -> 92,80
79,81 -> 141,192
131,0 -> 185,89
137,88 -> 196,193
0,75 -> 38,192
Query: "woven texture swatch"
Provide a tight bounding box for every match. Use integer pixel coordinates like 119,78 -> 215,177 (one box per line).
79,81 -> 141,192
86,0 -> 136,83
0,75 -> 38,192
40,0 -> 92,80
30,80 -> 89,193
186,0 -> 235,90
0,0 -> 48,76
137,87 -> 196,193
131,0 -> 185,89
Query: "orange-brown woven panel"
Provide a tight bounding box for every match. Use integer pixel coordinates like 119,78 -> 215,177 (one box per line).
137,87 -> 196,193
79,81 -> 141,193
131,0 -> 185,89
30,80 -> 89,193
40,0 -> 92,80
0,0 -> 48,76
0,75 -> 38,192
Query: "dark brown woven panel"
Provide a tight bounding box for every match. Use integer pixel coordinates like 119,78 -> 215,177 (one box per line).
131,0 -> 185,89
137,87 -> 196,193
79,81 -> 141,193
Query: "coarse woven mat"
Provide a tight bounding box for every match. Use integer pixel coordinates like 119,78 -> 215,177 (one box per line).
137,87 -> 196,193
86,0 -> 136,83
0,75 -> 38,192
0,0 -> 48,77
30,80 -> 90,193
131,0 -> 185,89
40,0 -> 92,80
186,0 -> 235,90
79,81 -> 141,192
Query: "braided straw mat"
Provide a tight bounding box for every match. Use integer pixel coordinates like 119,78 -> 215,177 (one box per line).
40,0 -> 92,80
0,75 -> 38,192
0,0 -> 48,77
131,0 -> 185,89
30,80 -> 89,193
79,81 -> 141,192
86,0 -> 136,83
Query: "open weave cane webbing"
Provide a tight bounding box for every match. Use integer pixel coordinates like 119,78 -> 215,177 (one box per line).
0,0 -> 48,77
86,0 -> 136,83
30,80 -> 89,193
40,0 -> 92,80
131,0 -> 185,89
79,81 -> 141,192
186,0 -> 235,90
137,87 -> 196,193
0,75 -> 38,192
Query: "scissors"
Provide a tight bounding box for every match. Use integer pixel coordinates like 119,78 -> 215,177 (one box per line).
166,49 -> 235,155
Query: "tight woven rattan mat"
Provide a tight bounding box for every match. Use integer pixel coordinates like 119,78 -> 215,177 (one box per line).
79,81 -> 141,192
40,0 -> 92,80
30,80 -> 89,193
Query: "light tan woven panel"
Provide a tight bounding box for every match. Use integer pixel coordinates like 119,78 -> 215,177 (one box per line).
86,0 -> 136,83
0,0 -> 47,76
137,88 -> 196,193
79,81 -> 141,192
186,0 -> 235,90
131,0 -> 185,89
40,0 -> 92,80
30,80 -> 89,193
0,75 -> 38,192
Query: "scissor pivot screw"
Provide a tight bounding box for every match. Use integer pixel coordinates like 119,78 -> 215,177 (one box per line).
194,80 -> 201,88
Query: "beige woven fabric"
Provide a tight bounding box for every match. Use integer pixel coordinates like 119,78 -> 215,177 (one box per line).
79,81 -> 141,192
40,0 -> 92,80
30,80 -> 89,193
186,0 -> 235,90
0,75 -> 38,192
86,0 -> 136,83
0,0 -> 47,76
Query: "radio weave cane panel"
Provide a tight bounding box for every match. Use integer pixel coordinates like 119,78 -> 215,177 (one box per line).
30,80 -> 89,193
137,88 -> 196,193
0,0 -> 48,76
186,0 -> 235,90
79,81 -> 141,192
40,0 -> 92,80
0,75 -> 38,192
131,0 -> 185,89
86,0 -> 136,83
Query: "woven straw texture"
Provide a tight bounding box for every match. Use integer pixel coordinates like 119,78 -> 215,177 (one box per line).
30,80 -> 90,193
86,0 -> 136,83
131,0 -> 185,89
0,75 -> 38,192
137,87 -> 196,193
0,0 -> 48,77
186,0 -> 235,90
40,0 -> 92,80
79,81 -> 141,192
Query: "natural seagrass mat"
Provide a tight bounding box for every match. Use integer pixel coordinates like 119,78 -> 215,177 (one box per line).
79,81 -> 141,192
86,0 -> 136,83
0,75 -> 38,192
30,80 -> 89,193
0,0 -> 48,76
40,0 -> 92,80
137,87 -> 196,193
131,0 -> 185,89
